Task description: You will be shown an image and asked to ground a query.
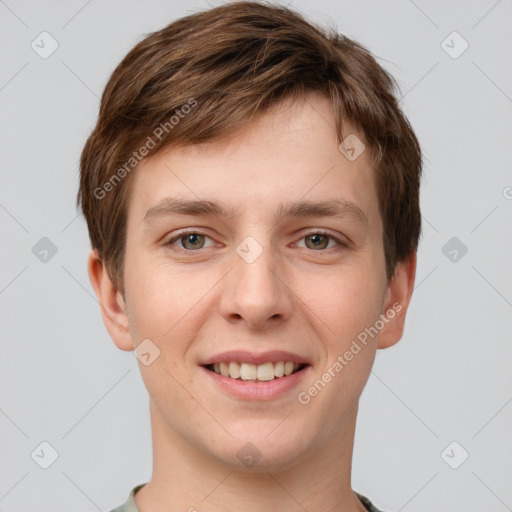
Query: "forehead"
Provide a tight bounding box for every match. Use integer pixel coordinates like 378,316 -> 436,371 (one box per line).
126,92 -> 380,231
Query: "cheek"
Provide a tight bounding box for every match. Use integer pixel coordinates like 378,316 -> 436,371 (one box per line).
302,266 -> 385,342
124,261 -> 175,344
124,256 -> 217,351
124,267 -> 197,406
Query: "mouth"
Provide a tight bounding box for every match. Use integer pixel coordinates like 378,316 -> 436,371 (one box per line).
199,350 -> 311,400
203,361 -> 308,382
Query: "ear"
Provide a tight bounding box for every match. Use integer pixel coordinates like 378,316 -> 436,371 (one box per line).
87,249 -> 134,351
377,251 -> 417,350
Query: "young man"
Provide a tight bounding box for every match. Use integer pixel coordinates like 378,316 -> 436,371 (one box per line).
78,2 -> 422,511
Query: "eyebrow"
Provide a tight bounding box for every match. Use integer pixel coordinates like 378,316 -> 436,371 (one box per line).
143,197 -> 369,226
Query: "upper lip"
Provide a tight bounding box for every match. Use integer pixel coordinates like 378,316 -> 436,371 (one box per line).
200,350 -> 311,366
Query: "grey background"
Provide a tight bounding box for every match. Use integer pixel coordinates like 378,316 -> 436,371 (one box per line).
1,0 -> 511,510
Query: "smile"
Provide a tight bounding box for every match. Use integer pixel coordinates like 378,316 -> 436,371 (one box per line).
205,361 -> 306,382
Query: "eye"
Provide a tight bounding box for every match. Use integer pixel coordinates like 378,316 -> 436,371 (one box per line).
165,230 -> 215,251
164,229 -> 348,252
297,231 -> 347,251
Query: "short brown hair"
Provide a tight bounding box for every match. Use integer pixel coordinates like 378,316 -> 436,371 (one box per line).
78,0 -> 422,292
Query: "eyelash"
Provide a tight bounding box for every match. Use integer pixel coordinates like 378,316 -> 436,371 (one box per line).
164,229 -> 349,252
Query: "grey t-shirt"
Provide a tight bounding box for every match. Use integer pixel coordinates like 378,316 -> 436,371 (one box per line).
110,484 -> 386,512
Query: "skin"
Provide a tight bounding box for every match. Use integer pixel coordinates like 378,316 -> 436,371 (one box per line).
89,92 -> 416,512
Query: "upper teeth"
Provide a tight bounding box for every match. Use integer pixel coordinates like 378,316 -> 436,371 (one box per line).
212,361 -> 302,381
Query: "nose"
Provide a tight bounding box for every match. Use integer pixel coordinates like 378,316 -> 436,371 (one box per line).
219,238 -> 294,331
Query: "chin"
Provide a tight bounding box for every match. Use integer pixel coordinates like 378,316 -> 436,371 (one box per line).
213,425 -> 312,473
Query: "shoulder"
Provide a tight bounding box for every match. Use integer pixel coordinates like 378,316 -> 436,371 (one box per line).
355,492 -> 387,512
109,483 -> 147,512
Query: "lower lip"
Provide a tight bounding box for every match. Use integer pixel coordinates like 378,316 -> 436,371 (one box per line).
201,365 -> 310,400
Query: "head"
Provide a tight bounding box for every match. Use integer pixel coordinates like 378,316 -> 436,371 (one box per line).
79,1 -> 421,471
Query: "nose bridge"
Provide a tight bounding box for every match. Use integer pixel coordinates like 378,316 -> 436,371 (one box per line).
220,232 -> 292,328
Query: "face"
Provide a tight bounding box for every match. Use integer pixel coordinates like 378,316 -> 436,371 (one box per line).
92,92 -> 414,472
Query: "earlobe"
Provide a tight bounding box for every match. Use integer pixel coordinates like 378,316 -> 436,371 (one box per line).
87,249 -> 134,351
377,252 -> 417,350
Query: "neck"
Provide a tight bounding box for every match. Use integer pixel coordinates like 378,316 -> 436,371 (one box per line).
135,400 -> 367,512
